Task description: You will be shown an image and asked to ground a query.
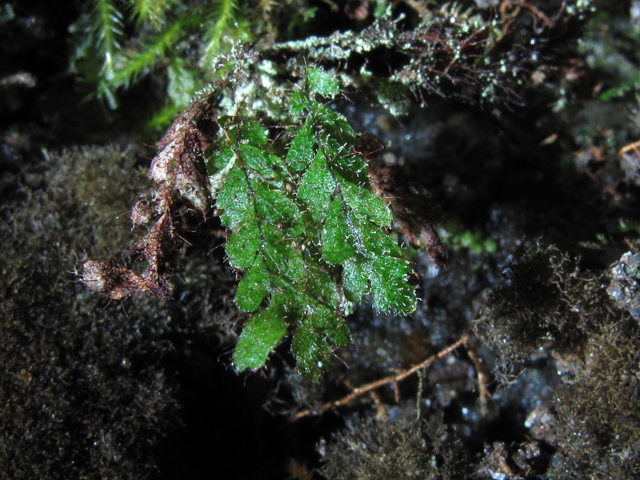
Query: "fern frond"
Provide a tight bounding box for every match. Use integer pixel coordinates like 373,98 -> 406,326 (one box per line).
208,66 -> 417,379
92,0 -> 124,79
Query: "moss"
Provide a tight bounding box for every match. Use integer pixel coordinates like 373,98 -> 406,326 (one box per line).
8,1 -> 640,478
0,146 -> 178,478
474,240 -> 640,478
266,2 -> 589,112
552,320 -> 640,479
474,242 -> 614,366
319,419 -> 468,480
70,0 -> 320,126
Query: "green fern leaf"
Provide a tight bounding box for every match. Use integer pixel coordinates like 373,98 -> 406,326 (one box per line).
297,151 -> 335,222
308,67 -> 341,97
235,260 -> 270,311
207,66 -> 417,379
233,296 -> 288,371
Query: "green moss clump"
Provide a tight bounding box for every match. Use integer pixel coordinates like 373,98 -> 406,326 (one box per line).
71,0 -> 318,128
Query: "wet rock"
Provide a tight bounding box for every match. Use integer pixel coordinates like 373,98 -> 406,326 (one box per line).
607,251 -> 640,321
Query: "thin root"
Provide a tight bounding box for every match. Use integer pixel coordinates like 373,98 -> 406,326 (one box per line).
463,335 -> 491,416
290,334 -> 469,422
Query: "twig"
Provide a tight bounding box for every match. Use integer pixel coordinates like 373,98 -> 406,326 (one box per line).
393,381 -> 400,403
345,379 -> 387,420
581,168 -> 625,202
291,334 -> 469,422
618,139 -> 640,157
463,335 -> 491,416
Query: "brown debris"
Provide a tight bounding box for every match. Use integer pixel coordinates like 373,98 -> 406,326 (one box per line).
83,99 -> 218,300
82,257 -> 169,300
463,334 -> 491,416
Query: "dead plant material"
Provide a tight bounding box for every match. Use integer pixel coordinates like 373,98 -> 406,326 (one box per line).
463,335 -> 491,416
290,334 -> 469,421
83,99 -> 218,300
